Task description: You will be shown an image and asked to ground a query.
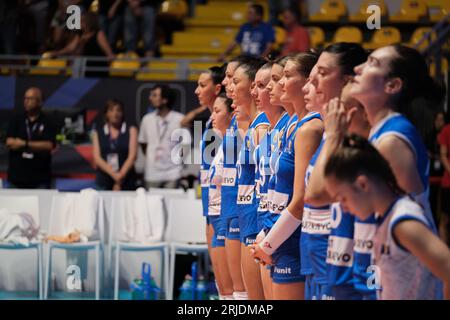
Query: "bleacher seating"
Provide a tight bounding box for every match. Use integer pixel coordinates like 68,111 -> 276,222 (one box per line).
348,0 -> 388,22
309,0 -> 347,22
390,0 -> 428,23
364,27 -> 402,50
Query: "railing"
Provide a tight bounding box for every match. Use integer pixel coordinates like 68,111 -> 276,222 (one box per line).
0,55 -> 217,80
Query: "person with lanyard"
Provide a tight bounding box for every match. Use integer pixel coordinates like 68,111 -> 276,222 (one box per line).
251,60 -> 289,299
230,56 -> 269,299
92,99 -> 138,190
348,44 -> 444,298
301,43 -> 370,300
207,93 -> 235,300
6,87 -> 56,189
190,65 -> 225,291
252,53 -> 321,300
219,56 -> 251,300
138,84 -> 186,189
323,134 -> 450,300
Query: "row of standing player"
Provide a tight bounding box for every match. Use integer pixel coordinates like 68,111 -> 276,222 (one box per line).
196,43 -> 450,300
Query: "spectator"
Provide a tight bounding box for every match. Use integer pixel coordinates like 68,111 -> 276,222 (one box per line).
426,111 -> 446,217
49,0 -> 83,50
19,0 -> 50,54
279,7 -> 310,56
92,99 -> 138,191
98,0 -> 125,51
0,0 -> 18,54
438,113 -> 450,245
49,12 -> 115,60
124,0 -> 160,57
5,87 -> 56,189
138,84 -> 185,189
218,3 -> 275,61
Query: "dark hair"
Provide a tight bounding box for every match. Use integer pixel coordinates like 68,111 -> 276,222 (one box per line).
216,92 -> 234,113
387,44 -> 445,110
207,65 -> 226,85
273,55 -> 291,68
229,55 -> 257,68
288,52 -> 319,78
324,134 -> 404,195
236,56 -> 267,81
151,84 -> 175,108
250,3 -> 264,17
104,99 -> 125,123
324,42 -> 368,76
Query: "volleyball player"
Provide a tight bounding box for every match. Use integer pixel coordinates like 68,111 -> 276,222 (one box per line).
324,134 -> 450,299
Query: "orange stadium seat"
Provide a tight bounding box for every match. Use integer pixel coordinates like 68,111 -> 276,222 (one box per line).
309,0 -> 347,22
363,27 -> 401,50
307,26 -> 325,49
29,52 -> 67,76
390,0 -> 428,22
109,52 -> 140,77
349,0 -> 388,22
408,27 -> 437,51
332,26 -> 363,43
427,0 -> 450,22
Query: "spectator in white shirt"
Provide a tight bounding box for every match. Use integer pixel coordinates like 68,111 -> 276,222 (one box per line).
138,84 -> 186,189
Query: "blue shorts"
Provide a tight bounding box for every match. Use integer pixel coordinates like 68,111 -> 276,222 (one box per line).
226,217 -> 240,240
332,285 -> 363,300
243,234 -> 257,246
270,227 -> 305,284
205,216 -> 210,225
238,208 -> 259,244
305,275 -> 316,300
210,216 -> 226,248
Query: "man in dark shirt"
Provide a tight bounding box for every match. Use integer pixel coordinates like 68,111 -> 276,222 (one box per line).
6,87 -> 56,189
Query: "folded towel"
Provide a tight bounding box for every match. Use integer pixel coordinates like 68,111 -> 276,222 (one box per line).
0,208 -> 39,246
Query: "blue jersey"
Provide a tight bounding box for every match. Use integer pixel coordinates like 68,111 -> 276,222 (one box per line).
235,22 -> 275,57
236,112 -> 269,237
301,134 -> 332,283
326,203 -> 358,288
265,112 -> 322,231
254,112 -> 289,230
263,114 -> 297,229
221,117 -> 241,219
353,112 -> 433,296
200,118 -> 213,216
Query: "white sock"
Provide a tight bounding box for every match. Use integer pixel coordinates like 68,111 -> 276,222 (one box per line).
233,291 -> 248,300
219,294 -> 235,300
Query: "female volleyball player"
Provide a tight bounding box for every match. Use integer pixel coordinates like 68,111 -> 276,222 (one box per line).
324,134 -> 450,300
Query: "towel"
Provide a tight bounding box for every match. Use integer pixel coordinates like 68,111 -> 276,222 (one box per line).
0,208 -> 39,246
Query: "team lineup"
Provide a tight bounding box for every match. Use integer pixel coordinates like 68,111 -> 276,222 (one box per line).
195,42 -> 450,300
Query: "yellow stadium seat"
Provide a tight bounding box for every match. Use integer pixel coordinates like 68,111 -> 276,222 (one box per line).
109,52 -> 140,77
188,61 -> 219,80
274,26 -> 287,51
136,61 -> 178,81
172,32 -> 233,48
390,0 -> 428,22
309,0 -> 347,22
428,0 -> 450,22
429,57 -> 448,78
89,0 -> 99,13
29,52 -> 67,76
307,27 -> 325,48
349,0 -> 388,22
408,27 -> 437,51
363,27 -> 401,49
159,0 -> 188,19
332,26 -> 363,43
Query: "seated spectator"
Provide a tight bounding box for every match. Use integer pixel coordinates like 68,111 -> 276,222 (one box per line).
279,7 -> 310,56
92,99 -> 138,191
98,0 -> 125,51
49,12 -> 115,60
49,0 -> 84,50
5,87 -> 56,189
0,0 -> 18,54
18,0 -> 50,54
438,113 -> 450,245
124,0 -> 160,57
218,3 -> 275,61
138,84 -> 186,189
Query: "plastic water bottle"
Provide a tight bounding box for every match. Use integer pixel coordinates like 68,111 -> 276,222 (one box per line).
196,276 -> 208,300
178,275 -> 193,300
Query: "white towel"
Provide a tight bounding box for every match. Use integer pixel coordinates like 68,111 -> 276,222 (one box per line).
0,208 -> 39,246
120,188 -> 164,243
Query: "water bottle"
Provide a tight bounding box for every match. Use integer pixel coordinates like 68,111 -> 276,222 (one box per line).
178,275 -> 193,300
196,276 -> 208,300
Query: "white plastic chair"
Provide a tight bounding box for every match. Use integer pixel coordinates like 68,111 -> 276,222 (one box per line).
165,198 -> 207,300
0,195 -> 43,299
108,193 -> 169,300
44,193 -> 105,300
